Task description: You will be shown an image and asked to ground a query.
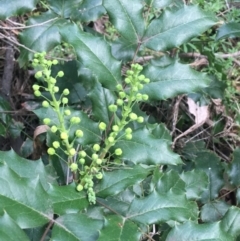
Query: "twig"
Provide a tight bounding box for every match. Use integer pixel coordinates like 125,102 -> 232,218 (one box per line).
0,17 -> 58,30
40,220 -> 54,241
215,51 -> 240,58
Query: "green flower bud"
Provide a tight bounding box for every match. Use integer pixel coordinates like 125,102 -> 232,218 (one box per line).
75,129 -> 83,137
32,84 -> 40,91
144,78 -> 150,83
42,100 -> 49,108
132,86 -> 138,92
35,71 -> 42,79
137,64 -> 143,71
125,77 -> 131,83
127,70 -> 134,75
125,127 -> 132,134
60,132 -> 68,140
96,172 -> 103,179
64,109 -> 71,116
51,125 -> 58,133
62,97 -> 68,104
137,116 -> 144,123
69,148 -> 76,156
49,77 -> 56,84
119,92 -> 126,98
108,104 -> 117,112
92,153 -> 98,161
70,116 -> 81,124
58,71 -> 64,77
43,118 -> 51,125
137,83 -> 143,90
142,94 -> 149,101
53,141 -> 60,149
47,147 -> 55,155
76,184 -> 83,191
93,144 -> 100,151
125,133 -> 132,140
63,88 -> 70,95
116,99 -> 123,106
129,113 -> 138,120
34,90 -> 41,97
52,59 -> 58,65
53,86 -> 59,93
136,93 -> 142,101
138,75 -> 145,81
112,125 -> 119,132
70,163 -> 78,172
33,58 -> 39,64
96,158 -> 102,165
116,84 -> 122,90
79,158 -> 85,164
79,150 -> 86,157
108,136 -> 115,143
99,122 -> 106,131
115,148 -> 122,156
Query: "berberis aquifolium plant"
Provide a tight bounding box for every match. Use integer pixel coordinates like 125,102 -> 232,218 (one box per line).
1,0 -> 240,240
32,52 -> 150,204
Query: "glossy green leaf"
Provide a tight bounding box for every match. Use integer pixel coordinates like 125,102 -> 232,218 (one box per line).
95,165 -> 150,198
180,169 -> 209,200
0,150 -> 56,189
78,0 -> 106,22
0,164 -> 53,228
216,22 -> 240,40
60,24 -> 121,90
48,184 -> 89,215
52,213 -> 103,241
221,206 -> 240,237
150,0 -> 175,8
88,81 -> 116,124
48,0 -> 82,18
98,215 -> 141,241
201,201 -> 230,222
0,0 -> 38,19
141,62 -> 211,100
194,151 -> 224,202
116,127 -> 182,165
126,191 -> 198,224
166,221 -> 234,241
143,6 -> 216,51
18,12 -> 64,67
0,212 -> 30,241
227,148 -> 240,186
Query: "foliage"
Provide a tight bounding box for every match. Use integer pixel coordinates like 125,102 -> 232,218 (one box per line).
0,0 -> 240,240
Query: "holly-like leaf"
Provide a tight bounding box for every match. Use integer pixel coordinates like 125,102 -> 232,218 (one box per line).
0,212 -> 30,241
0,0 -> 38,19
52,213 -> 103,241
150,0 -> 175,8
88,81 -> 116,124
216,22 -> 240,40
18,12 -> 64,67
116,127 -> 182,165
143,6 -> 216,51
78,0 -> 106,22
126,191 -> 198,224
60,24 -> 122,90
0,164 -> 53,228
201,201 -> 230,223
95,165 -> 150,198
180,169 -> 209,200
227,148 -> 240,186
166,221 -> 234,241
48,184 -> 89,215
141,62 -> 211,100
98,215 -> 141,241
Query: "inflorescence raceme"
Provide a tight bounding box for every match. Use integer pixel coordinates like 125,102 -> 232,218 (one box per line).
32,52 -> 150,204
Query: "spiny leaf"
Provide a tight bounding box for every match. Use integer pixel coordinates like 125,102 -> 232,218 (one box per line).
98,215 -> 141,241
52,213 -> 103,241
126,191 -> 198,224
216,22 -> 240,40
166,221 -> 234,241
0,0 -> 38,19
116,127 -> 182,165
0,164 -> 53,228
95,165 -> 150,198
141,62 -> 211,100
0,212 -> 30,241
60,24 -> 122,90
143,5 -> 216,51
